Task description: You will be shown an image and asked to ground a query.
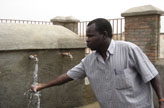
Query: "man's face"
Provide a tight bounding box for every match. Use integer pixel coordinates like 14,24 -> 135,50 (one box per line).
86,23 -> 104,50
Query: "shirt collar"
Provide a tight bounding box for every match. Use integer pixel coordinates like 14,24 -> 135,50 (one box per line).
95,39 -> 115,56
107,39 -> 115,55
94,39 -> 115,62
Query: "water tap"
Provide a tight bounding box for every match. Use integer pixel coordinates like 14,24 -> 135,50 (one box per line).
29,54 -> 39,62
61,52 -> 73,59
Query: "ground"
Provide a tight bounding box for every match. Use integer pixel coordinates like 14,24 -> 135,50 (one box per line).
78,102 -> 100,108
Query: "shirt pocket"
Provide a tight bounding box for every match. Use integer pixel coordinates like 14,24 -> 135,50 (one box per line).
115,68 -> 132,90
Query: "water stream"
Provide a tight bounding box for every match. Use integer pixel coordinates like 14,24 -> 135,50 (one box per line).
24,53 -> 73,108
24,55 -> 41,108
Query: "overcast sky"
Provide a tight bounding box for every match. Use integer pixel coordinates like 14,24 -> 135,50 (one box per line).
0,0 -> 164,21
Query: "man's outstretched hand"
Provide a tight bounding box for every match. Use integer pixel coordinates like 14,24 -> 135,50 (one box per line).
31,83 -> 42,92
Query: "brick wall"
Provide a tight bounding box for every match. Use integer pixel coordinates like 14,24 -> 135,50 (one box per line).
121,5 -> 164,63
125,15 -> 160,62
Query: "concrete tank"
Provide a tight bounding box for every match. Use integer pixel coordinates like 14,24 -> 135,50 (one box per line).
0,23 -> 96,108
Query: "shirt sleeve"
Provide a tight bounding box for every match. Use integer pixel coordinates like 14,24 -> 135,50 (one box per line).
67,58 -> 86,80
129,45 -> 158,83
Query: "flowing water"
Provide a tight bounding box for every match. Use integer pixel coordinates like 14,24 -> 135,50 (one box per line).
24,56 -> 41,108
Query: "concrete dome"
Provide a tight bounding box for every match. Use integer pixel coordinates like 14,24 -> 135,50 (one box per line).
0,23 -> 86,51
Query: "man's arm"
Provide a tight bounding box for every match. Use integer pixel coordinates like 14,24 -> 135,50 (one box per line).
31,73 -> 73,91
151,74 -> 164,106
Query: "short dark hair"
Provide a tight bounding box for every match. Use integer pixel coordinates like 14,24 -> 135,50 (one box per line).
87,18 -> 112,38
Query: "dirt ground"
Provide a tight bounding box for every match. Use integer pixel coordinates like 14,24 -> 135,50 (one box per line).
78,102 -> 100,108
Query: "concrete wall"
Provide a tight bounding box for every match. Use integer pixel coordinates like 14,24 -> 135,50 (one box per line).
160,34 -> 164,58
154,61 -> 164,108
0,23 -> 97,108
0,49 -> 96,108
51,16 -> 79,34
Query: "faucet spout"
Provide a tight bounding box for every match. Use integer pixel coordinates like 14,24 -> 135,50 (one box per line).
29,54 -> 39,63
61,52 -> 73,59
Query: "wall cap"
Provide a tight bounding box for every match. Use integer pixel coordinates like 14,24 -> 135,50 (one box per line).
121,5 -> 164,17
51,16 -> 80,23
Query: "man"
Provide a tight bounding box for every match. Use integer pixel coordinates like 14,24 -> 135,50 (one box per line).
32,18 -> 164,108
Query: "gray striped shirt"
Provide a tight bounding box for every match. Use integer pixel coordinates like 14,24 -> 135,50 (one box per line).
67,39 -> 158,108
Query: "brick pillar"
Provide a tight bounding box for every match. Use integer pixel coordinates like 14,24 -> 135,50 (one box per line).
50,16 -> 80,34
121,5 -> 164,62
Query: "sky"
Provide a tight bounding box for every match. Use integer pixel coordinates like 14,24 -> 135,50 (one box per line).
0,0 -> 164,21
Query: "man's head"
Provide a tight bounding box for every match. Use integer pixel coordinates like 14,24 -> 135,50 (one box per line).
86,18 -> 112,51
87,18 -> 112,38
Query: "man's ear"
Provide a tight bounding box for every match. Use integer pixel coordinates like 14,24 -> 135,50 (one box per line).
103,31 -> 108,38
